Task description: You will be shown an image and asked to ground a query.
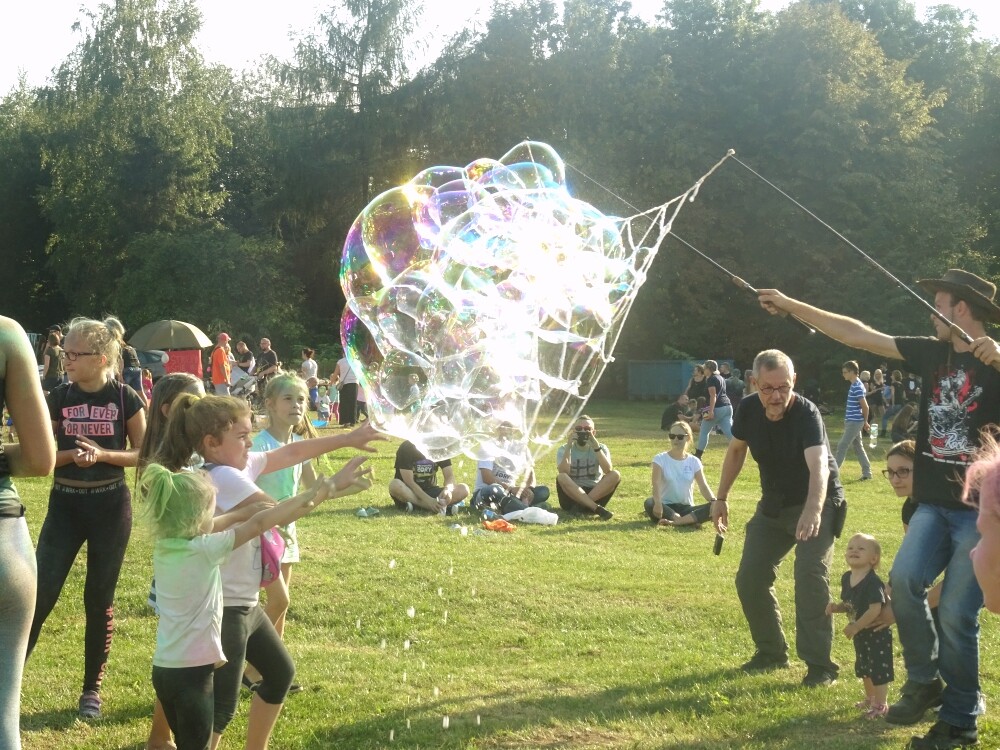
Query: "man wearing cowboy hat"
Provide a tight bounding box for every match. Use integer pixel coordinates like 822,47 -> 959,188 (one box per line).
757,270 -> 1000,749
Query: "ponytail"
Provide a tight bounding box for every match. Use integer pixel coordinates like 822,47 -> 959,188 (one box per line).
137,463 -> 215,540
156,394 -> 251,471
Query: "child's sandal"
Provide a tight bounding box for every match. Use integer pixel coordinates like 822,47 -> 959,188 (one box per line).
863,703 -> 888,719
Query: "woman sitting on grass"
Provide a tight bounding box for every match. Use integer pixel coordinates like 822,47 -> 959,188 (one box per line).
643,421 -> 717,527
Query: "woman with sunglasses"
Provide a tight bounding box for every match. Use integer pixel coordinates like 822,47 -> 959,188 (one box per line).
644,421 -> 717,526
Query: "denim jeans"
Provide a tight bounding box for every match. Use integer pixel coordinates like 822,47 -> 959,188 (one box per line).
889,504 -> 983,729
734,501 -> 837,671
882,404 -> 903,433
834,420 -> 871,478
696,404 -> 733,452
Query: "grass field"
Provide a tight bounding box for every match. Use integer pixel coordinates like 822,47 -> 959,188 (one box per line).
15,400 -> 999,749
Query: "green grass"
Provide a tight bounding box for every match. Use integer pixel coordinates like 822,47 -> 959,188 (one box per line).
17,400 -> 999,749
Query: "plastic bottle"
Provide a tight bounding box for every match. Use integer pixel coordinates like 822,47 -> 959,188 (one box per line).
868,422 -> 879,448
481,508 -> 498,522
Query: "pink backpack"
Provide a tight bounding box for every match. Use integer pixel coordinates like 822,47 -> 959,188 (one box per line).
259,526 -> 286,588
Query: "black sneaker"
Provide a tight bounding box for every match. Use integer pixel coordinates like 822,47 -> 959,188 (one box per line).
740,651 -> 790,672
802,665 -> 838,687
909,719 -> 978,749
887,678 -> 944,725
595,506 -> 614,521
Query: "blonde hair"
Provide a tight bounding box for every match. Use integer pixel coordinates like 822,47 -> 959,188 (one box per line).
138,463 -> 215,540
65,316 -> 124,378
668,420 -> 693,443
849,532 -> 882,567
156,394 -> 250,471
263,373 -> 318,438
963,430 -> 1000,521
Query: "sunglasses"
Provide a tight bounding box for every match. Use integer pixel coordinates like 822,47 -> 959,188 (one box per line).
668,433 -> 688,440
881,467 -> 912,480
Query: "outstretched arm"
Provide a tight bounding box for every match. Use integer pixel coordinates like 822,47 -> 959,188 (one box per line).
758,290 -> 901,360
262,422 -> 385,474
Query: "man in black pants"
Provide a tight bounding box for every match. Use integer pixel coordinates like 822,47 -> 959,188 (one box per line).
713,349 -> 844,688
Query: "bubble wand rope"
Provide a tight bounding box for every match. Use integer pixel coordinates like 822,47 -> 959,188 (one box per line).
729,155 -> 975,345
565,159 -> 816,335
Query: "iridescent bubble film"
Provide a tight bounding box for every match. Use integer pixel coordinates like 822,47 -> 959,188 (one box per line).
341,141 -> 728,467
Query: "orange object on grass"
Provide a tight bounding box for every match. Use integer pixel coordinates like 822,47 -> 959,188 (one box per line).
482,519 -> 516,532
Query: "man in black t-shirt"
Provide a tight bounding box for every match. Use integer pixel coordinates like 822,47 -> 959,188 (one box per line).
758,270 -> 1000,748
255,338 -> 279,383
713,349 -> 843,688
388,440 -> 469,515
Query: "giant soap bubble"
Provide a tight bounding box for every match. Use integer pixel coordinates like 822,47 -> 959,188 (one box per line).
341,141 -> 731,466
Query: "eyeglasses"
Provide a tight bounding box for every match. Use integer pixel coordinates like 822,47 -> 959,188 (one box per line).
64,351 -> 98,361
882,467 -> 912,480
758,385 -> 792,396
575,427 -> 593,433
668,433 -> 688,440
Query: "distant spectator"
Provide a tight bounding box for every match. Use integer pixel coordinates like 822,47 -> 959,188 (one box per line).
41,331 -> 65,392
389,441 -> 469,515
834,360 -> 872,481
891,403 -> 918,443
660,393 -> 691,431
210,332 -> 232,395
867,369 -> 886,430
882,369 -> 905,433
107,318 -> 145,405
331,357 -> 358,426
644,421 -> 716,527
299,348 -> 318,383
685,365 -> 708,403
234,341 -> 255,375
256,338 -> 279,384
141,369 -> 153,403
903,371 -> 921,402
725,365 -> 746,404
744,369 -> 757,397
470,422 -> 549,514
694,360 -> 733,459
555,415 -> 620,520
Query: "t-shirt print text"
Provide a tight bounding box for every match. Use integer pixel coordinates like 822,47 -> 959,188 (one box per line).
62,403 -> 120,436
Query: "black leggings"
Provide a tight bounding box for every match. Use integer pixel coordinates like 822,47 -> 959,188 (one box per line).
338,383 -> 358,426
27,482 -> 132,694
153,663 -> 215,750
214,605 -> 294,733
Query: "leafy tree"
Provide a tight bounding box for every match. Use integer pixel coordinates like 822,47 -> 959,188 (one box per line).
37,0 -> 231,310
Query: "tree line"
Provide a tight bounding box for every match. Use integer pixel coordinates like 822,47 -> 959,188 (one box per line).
1,0 -> 998,392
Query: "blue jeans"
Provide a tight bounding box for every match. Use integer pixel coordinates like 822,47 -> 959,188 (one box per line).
889,504 -> 983,729
882,404 -> 903,433
834,420 -> 871,478
696,404 -> 733,451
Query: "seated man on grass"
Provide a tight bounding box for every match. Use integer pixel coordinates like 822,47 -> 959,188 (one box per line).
471,421 -> 550,515
389,440 -> 469,515
555,415 -> 620,520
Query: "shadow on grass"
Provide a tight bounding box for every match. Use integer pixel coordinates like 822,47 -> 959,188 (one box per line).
302,665 -> 896,749
21,697 -> 155,735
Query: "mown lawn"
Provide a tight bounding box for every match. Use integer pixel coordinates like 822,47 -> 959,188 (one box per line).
16,400 -> 999,749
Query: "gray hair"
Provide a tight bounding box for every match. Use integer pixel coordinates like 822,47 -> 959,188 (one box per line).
752,349 -> 795,379
703,360 -> 718,373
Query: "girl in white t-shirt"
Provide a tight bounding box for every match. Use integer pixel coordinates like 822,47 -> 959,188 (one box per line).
139,462 -> 361,750
644,420 -> 718,527
156,394 -> 381,750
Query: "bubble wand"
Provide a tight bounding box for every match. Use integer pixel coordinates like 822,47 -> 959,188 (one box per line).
565,161 -> 816,335
729,155 -> 976,345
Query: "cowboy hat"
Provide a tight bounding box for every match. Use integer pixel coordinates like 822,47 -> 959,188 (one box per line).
916,269 -> 1000,323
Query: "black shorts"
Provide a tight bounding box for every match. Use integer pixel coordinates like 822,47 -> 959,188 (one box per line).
391,485 -> 442,509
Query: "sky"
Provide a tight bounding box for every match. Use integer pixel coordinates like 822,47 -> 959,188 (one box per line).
1,0 -> 998,94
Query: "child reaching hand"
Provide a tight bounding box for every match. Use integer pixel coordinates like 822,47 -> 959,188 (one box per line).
826,533 -> 894,719
139,458 -> 371,750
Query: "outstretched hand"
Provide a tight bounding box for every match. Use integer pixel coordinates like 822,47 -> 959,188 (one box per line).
327,456 -> 374,497
345,422 -> 388,453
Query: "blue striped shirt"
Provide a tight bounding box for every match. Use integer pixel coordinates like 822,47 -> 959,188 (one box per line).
845,379 -> 866,422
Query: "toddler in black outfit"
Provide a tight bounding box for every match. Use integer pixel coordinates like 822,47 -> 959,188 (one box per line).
827,533 -> 894,718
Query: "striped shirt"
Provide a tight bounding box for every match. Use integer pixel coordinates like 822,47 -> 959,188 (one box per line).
845,378 -> 866,422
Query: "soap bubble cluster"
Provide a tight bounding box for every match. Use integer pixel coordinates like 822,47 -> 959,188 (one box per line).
341,141 -> 717,464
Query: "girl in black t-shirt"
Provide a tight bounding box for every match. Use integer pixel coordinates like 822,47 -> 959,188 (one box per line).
26,316 -> 147,720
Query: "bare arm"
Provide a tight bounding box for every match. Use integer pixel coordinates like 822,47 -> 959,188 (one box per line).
262,422 -> 385,474
76,409 -> 147,468
758,290 -> 901,360
846,602 -> 883,638
860,395 -> 870,422
713,438 -> 749,533
400,467 -> 439,507
557,444 -> 572,475
650,464 -> 665,518
796,444 -> 830,541
694,468 -> 716,503
2,319 -> 55,476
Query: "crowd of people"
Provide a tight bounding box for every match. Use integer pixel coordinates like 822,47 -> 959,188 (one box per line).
2,267 -> 1000,750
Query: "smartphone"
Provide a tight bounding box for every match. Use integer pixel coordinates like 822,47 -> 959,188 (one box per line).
713,533 -> 725,556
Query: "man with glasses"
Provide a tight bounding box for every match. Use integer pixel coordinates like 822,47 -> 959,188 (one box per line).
712,349 -> 844,688
757,270 -> 1000,749
555,415 -> 620,521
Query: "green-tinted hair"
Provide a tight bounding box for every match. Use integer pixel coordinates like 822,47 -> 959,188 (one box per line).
138,463 -> 215,540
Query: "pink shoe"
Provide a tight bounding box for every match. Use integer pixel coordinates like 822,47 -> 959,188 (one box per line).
864,703 -> 888,719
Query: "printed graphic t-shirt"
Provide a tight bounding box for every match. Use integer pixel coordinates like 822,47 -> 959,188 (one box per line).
394,441 -> 451,489
48,380 -> 145,482
895,336 -> 1000,509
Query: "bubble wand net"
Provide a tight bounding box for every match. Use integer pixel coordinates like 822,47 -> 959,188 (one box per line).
340,142 -> 732,465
